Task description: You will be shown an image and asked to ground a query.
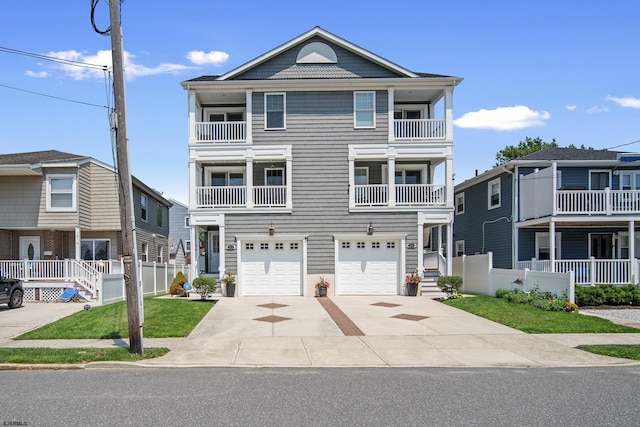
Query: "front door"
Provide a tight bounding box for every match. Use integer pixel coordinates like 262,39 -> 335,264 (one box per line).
591,234 -> 613,259
19,236 -> 40,260
208,230 -> 220,274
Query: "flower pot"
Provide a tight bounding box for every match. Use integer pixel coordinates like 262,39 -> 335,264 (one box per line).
318,287 -> 327,297
225,282 -> 235,297
407,283 -> 418,296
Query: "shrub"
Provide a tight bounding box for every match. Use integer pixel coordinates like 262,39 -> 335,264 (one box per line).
169,271 -> 188,297
495,288 -> 574,312
575,284 -> 640,307
437,276 -> 463,296
192,276 -> 217,300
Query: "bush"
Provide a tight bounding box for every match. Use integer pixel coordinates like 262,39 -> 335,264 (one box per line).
437,275 -> 463,296
575,284 -> 640,307
192,276 -> 217,300
169,271 -> 188,297
495,288 -> 575,312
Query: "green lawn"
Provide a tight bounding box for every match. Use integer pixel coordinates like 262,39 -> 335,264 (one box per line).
443,295 -> 640,334
17,297 -> 214,340
576,345 -> 640,361
0,347 -> 169,364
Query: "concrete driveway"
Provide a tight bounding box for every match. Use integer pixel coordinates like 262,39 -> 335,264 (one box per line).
0,302 -> 85,340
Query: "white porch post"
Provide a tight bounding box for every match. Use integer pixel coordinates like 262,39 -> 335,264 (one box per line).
444,86 -> 453,141
551,162 -> 557,215
438,225 -> 443,256
388,152 -> 396,207
219,224 -> 225,279
245,89 -> 253,143
549,221 -> 556,272
189,159 -> 198,210
417,223 -> 424,274
445,149 -> 454,208
446,220 -> 453,276
74,227 -> 81,260
387,88 -> 394,143
629,220 -> 635,261
246,153 -> 254,208
188,91 -> 197,143
285,152 -> 293,209
190,225 -> 198,281
348,156 -> 355,209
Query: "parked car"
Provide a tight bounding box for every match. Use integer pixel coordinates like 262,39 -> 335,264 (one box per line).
0,274 -> 24,309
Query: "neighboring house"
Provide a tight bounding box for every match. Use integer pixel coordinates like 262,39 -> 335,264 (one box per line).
454,147 -> 640,285
0,150 -> 172,269
182,27 -> 462,296
168,198 -> 191,264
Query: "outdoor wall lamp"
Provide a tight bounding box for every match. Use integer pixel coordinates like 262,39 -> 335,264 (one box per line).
367,221 -> 374,235
269,223 -> 275,236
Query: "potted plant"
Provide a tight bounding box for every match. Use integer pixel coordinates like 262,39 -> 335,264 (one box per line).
222,274 -> 236,297
405,273 -> 421,296
315,276 -> 330,297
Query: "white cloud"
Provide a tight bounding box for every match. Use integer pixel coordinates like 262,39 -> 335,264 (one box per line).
453,105 -> 550,130
25,70 -> 48,78
187,50 -> 229,66
587,105 -> 609,113
565,105 -> 576,111
606,95 -> 640,109
31,49 -> 194,81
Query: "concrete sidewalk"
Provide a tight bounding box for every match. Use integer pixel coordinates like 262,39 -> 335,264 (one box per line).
1,297 -> 640,368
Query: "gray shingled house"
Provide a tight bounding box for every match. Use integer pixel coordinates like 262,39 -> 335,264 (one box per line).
453,147 -> 640,286
183,27 -> 462,296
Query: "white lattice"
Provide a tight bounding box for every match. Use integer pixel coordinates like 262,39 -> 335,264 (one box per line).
40,287 -> 64,301
23,288 -> 35,302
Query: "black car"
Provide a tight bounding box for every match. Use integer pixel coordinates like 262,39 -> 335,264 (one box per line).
0,274 -> 23,309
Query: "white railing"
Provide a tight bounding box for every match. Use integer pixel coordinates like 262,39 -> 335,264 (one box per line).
396,184 -> 446,206
516,258 -> 637,286
354,184 -> 388,206
555,189 -> 640,215
0,259 -> 100,298
394,119 -> 445,140
195,121 -> 246,143
254,186 -> 286,207
197,186 -> 246,207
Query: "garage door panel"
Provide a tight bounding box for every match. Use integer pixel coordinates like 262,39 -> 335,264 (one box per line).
241,241 -> 302,295
337,240 -> 400,295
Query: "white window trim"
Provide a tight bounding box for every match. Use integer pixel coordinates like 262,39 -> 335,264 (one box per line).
141,242 -> 148,262
355,167 -> 369,184
382,164 -> 428,184
620,170 -> 640,190
204,107 -> 245,122
264,168 -> 285,185
46,174 -> 77,212
588,169 -> 611,190
264,92 -> 286,130
185,240 -> 191,252
206,167 -> 246,186
184,216 -> 190,228
157,245 -> 163,263
455,192 -> 465,215
535,232 -> 561,260
354,91 -> 376,129
141,194 -> 148,223
455,240 -> 465,257
488,177 -> 501,210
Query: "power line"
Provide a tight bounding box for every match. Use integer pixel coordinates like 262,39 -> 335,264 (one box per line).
605,139 -> 640,150
0,46 -> 108,71
0,83 -> 109,109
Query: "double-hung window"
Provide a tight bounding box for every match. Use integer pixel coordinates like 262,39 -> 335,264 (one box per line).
354,91 -> 375,128
265,93 -> 285,130
488,178 -> 501,209
157,204 -> 163,227
141,194 -> 148,222
46,174 -> 76,212
456,193 -> 465,215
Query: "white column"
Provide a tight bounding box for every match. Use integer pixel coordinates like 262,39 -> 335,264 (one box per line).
549,221 -> 556,272
286,154 -> 293,209
444,86 -> 453,141
387,88 -> 395,143
188,159 -> 198,210
445,149 -> 454,208
246,154 -> 254,208
219,223 -> 225,279
447,221 -> 453,276
388,153 -> 396,207
551,162 -> 557,214
188,91 -> 197,143
348,156 -> 355,209
190,226 -> 198,281
245,89 -> 252,143
417,223 -> 424,274
629,220 -> 635,261
74,227 -> 81,260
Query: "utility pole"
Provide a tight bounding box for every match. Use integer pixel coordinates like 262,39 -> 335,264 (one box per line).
109,0 -> 143,355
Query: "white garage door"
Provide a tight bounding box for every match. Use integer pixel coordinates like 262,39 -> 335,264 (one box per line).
337,239 -> 400,294
241,240 -> 302,295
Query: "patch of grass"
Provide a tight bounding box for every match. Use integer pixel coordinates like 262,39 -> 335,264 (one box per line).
577,345 -> 640,361
17,297 -> 213,340
0,347 -> 169,364
443,295 -> 640,334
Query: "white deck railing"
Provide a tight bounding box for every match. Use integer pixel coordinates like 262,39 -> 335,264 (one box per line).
394,119 -> 445,140
354,184 -> 446,207
556,189 -> 640,215
396,184 -> 446,206
195,121 -> 246,143
253,186 -> 286,207
516,258 -> 638,286
196,185 -> 287,208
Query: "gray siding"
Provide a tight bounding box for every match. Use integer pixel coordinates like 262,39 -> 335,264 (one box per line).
86,163 -> 121,230
234,37 -> 403,80
0,175 -> 43,228
168,202 -> 190,244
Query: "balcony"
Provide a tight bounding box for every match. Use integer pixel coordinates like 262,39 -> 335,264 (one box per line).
393,119 -> 445,141
555,189 -> 640,215
196,185 -> 287,208
354,184 -> 446,207
195,121 -> 247,144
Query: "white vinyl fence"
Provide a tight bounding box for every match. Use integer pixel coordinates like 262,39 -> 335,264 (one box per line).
452,253 -> 575,303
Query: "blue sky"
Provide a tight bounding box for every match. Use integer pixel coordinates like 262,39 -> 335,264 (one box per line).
1,0 -> 639,204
